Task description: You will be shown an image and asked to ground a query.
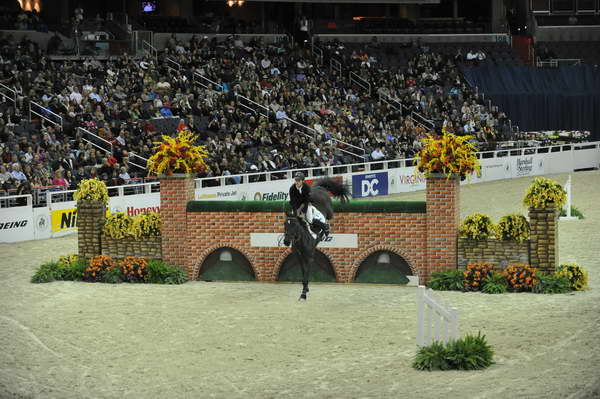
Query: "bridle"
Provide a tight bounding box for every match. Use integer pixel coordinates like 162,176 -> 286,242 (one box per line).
283,216 -> 302,246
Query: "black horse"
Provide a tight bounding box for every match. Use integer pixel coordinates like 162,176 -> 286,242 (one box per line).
283,178 -> 350,301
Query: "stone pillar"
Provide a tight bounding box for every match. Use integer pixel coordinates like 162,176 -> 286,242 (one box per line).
426,174 -> 460,283
77,200 -> 106,259
528,207 -> 558,273
160,175 -> 195,276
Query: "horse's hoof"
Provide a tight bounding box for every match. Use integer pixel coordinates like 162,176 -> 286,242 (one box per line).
299,295 -> 307,301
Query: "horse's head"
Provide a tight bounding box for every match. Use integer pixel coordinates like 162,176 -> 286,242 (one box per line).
283,213 -> 302,247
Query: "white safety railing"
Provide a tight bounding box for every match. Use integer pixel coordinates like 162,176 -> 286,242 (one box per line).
142,40 -> 157,61
349,71 -> 371,95
166,57 -> 182,72
78,126 -> 113,155
312,45 -> 324,66
129,152 -> 148,171
417,286 -> 459,347
536,58 -> 581,68
0,83 -> 16,104
193,72 -> 224,92
29,100 -> 63,129
0,194 -> 32,209
330,58 -> 342,76
235,93 -> 270,118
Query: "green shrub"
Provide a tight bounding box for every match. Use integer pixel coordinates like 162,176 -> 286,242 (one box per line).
482,272 -> 508,294
496,214 -> 530,243
559,205 -> 584,219
31,262 -> 64,283
556,263 -> 588,291
62,258 -> 88,281
413,332 -> 494,371
102,266 -> 123,284
146,260 -> 187,284
445,332 -> 495,370
412,341 -> 451,371
532,272 -> 571,294
459,213 -> 496,240
428,270 -> 464,291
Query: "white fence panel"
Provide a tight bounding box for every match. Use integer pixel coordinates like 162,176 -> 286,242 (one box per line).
416,286 -> 459,347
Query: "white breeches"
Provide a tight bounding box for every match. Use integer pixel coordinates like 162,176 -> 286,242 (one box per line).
305,204 -> 326,225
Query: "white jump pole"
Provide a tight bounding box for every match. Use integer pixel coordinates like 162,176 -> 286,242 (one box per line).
560,175 -> 578,221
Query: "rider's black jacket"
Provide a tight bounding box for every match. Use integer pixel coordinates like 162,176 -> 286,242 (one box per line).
289,182 -> 311,214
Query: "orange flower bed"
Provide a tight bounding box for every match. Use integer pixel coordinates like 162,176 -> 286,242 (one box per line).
504,264 -> 538,292
463,262 -> 494,291
119,256 -> 148,283
84,255 -> 116,282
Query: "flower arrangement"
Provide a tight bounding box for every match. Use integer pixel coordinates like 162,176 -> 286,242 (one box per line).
134,213 -> 161,238
84,255 -> 117,282
463,262 -> 494,291
58,254 -> 79,267
496,214 -> 530,243
73,178 -> 109,204
416,131 -> 481,179
523,177 -> 567,209
555,263 -> 588,291
504,264 -> 538,292
459,213 -> 497,240
147,129 -> 209,176
119,256 -> 148,283
103,213 -> 134,239
103,212 -> 161,239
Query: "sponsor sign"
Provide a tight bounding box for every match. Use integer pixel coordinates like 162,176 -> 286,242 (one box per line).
352,172 -> 388,198
250,233 -> 358,248
126,205 -> 160,216
197,189 -> 240,200
33,208 -> 51,240
51,207 -> 78,233
0,206 -> 34,243
511,155 -> 544,178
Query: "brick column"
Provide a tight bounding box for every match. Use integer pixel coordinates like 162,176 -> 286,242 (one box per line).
77,200 -> 106,259
528,207 -> 558,273
160,175 -> 195,274
425,174 -> 460,283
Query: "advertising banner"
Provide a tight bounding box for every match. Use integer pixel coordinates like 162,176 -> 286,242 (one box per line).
0,205 -> 34,243
352,172 -> 389,198
511,154 -> 545,178
33,207 -> 52,241
388,167 -> 426,194
250,233 -> 358,248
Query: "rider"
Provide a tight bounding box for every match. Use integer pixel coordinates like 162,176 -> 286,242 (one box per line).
289,172 -> 330,240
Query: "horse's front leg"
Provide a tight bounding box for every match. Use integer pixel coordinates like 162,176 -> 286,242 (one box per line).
299,254 -> 313,301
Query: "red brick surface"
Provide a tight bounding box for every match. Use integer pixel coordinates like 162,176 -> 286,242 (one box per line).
161,176 -> 460,284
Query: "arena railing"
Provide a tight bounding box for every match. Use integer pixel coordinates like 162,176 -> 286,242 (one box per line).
44,180 -> 160,206
29,101 -> 63,129
142,39 -> 158,61
235,94 -> 270,118
378,93 -> 434,132
0,194 -> 31,209
0,83 -> 16,104
78,126 -> 113,155
166,57 -> 182,72
193,72 -> 224,92
349,71 -> 371,96
282,117 -> 367,161
33,141 -> 599,205
312,45 -> 324,66
128,152 -> 148,171
194,140 -> 600,188
330,58 -> 343,76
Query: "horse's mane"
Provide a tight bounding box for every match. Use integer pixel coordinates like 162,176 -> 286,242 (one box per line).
309,178 -> 351,219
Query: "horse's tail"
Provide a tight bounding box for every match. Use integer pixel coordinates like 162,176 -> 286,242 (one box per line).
313,178 -> 351,203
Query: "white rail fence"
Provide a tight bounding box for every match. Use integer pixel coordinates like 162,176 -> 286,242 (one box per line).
416,286 -> 459,347
560,174 -> 577,221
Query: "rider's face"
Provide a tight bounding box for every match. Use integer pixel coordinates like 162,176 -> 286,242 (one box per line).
295,180 -> 303,189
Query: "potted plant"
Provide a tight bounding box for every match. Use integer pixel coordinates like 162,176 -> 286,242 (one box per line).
523,177 -> 566,211
147,129 -> 209,177
416,129 -> 481,180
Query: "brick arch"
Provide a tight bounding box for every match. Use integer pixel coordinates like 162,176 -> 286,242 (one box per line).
272,248 -> 340,282
191,245 -> 259,281
348,246 -> 419,282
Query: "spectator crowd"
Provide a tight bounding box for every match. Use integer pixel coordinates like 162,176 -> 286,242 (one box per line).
1,29 -> 513,201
